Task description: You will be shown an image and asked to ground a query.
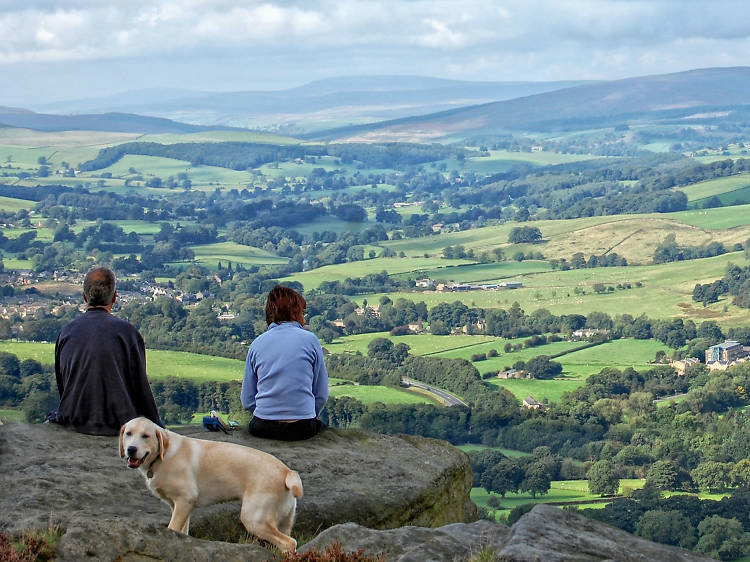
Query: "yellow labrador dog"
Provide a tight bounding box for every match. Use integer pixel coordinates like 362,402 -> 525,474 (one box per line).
119,417 -> 302,552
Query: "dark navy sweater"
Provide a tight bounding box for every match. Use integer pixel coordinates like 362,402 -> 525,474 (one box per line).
53,308 -> 161,435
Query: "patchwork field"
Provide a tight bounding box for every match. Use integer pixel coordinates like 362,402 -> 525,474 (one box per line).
322,332 -> 496,356
0,196 -> 35,211
389,261 -> 553,283
382,211 -> 750,265
188,241 -> 289,268
95,154 -> 256,190
472,479 -> 647,518
486,378 -> 584,403
670,204 -> 750,229
678,174 -> 750,202
280,256 -> 475,290
355,251 -> 750,326
329,383 -> 436,405
0,341 -> 435,403
325,333 -> 668,403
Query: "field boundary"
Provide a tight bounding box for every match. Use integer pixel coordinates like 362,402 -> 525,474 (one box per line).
422,339 -> 497,356
547,340 -> 606,360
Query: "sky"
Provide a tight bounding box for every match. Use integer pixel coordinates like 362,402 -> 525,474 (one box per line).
1,0 -> 750,105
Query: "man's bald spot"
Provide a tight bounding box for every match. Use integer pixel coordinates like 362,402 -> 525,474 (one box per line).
83,267 -> 116,307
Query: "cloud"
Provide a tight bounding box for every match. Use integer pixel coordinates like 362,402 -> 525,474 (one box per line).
1,0 -> 749,102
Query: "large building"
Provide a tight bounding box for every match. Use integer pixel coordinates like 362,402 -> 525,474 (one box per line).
705,341 -> 750,370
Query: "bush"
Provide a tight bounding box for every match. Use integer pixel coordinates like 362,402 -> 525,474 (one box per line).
471,353 -> 487,362
507,503 -> 535,525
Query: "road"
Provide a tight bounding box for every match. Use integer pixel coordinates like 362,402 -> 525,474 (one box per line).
402,377 -> 468,407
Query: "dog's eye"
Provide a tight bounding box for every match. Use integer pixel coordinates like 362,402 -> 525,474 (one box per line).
125,431 -> 132,436
142,434 -> 150,439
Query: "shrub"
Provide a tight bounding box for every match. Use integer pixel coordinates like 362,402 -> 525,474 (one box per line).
282,541 -> 385,561
507,503 -> 535,525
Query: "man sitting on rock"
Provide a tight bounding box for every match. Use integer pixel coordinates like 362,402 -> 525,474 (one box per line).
49,266 -> 162,435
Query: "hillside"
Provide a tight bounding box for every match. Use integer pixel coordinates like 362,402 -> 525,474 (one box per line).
0,111 -> 242,134
29,76 -> 588,132
312,67 -> 750,141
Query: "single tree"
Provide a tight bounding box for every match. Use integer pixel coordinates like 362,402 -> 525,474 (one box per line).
587,460 -> 620,496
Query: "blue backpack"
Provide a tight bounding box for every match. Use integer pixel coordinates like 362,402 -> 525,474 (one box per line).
202,416 -> 227,433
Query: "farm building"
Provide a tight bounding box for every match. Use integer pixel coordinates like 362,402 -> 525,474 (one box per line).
522,396 -> 545,410
670,357 -> 701,375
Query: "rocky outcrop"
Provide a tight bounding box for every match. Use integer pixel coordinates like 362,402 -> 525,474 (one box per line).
0,423 -> 714,561
302,504 -> 714,562
0,423 -> 475,559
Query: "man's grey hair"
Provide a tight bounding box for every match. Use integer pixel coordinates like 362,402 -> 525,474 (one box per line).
83,267 -> 116,307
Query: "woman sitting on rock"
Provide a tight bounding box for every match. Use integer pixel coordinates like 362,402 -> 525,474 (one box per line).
241,285 -> 329,441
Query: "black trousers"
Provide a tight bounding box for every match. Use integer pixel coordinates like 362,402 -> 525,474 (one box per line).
249,416 -> 325,441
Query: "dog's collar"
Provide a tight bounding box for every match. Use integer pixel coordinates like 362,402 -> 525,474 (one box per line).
146,457 -> 160,479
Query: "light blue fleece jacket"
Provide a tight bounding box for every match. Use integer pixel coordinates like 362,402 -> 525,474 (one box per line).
241,321 -> 329,420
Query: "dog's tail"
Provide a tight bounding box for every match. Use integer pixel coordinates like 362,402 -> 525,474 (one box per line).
285,470 -> 303,499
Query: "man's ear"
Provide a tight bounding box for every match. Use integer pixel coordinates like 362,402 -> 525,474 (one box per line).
157,429 -> 169,461
82,292 -> 89,304
111,290 -> 118,305
119,425 -> 126,458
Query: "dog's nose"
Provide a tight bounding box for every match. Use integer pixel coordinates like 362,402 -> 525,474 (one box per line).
127,445 -> 138,457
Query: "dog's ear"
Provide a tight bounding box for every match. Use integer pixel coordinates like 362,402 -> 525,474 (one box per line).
157,428 -> 169,461
119,424 -> 127,458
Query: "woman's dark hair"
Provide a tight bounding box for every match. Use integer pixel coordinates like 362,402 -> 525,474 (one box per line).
265,285 -> 306,325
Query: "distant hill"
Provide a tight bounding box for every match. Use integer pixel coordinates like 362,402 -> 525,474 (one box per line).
0,111 -> 241,134
30,76 -> 588,133
0,106 -> 34,115
310,67 -> 750,141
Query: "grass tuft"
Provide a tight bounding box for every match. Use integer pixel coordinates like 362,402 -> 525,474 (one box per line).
0,526 -> 63,562
282,541 -> 385,562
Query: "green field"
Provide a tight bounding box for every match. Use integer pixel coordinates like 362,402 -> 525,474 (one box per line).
94,154 -> 256,189
355,251 -> 750,326
487,378 -> 583,403
1,256 -> 33,269
0,408 -> 25,422
329,383 -> 435,405
380,209 -> 750,266
670,204 -> 750,229
0,341 -> 245,381
698,186 -> 750,207
391,261 -> 553,283
557,338 -> 670,377
291,216 -> 374,237
0,195 -> 35,211
324,334 -> 669,403
188,241 -> 289,268
678,174 -> 750,202
436,339 -> 580,365
0,342 -> 442,404
104,220 -> 166,235
280,256 -> 475,290
323,332 -> 496,356
472,478 -> 646,516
